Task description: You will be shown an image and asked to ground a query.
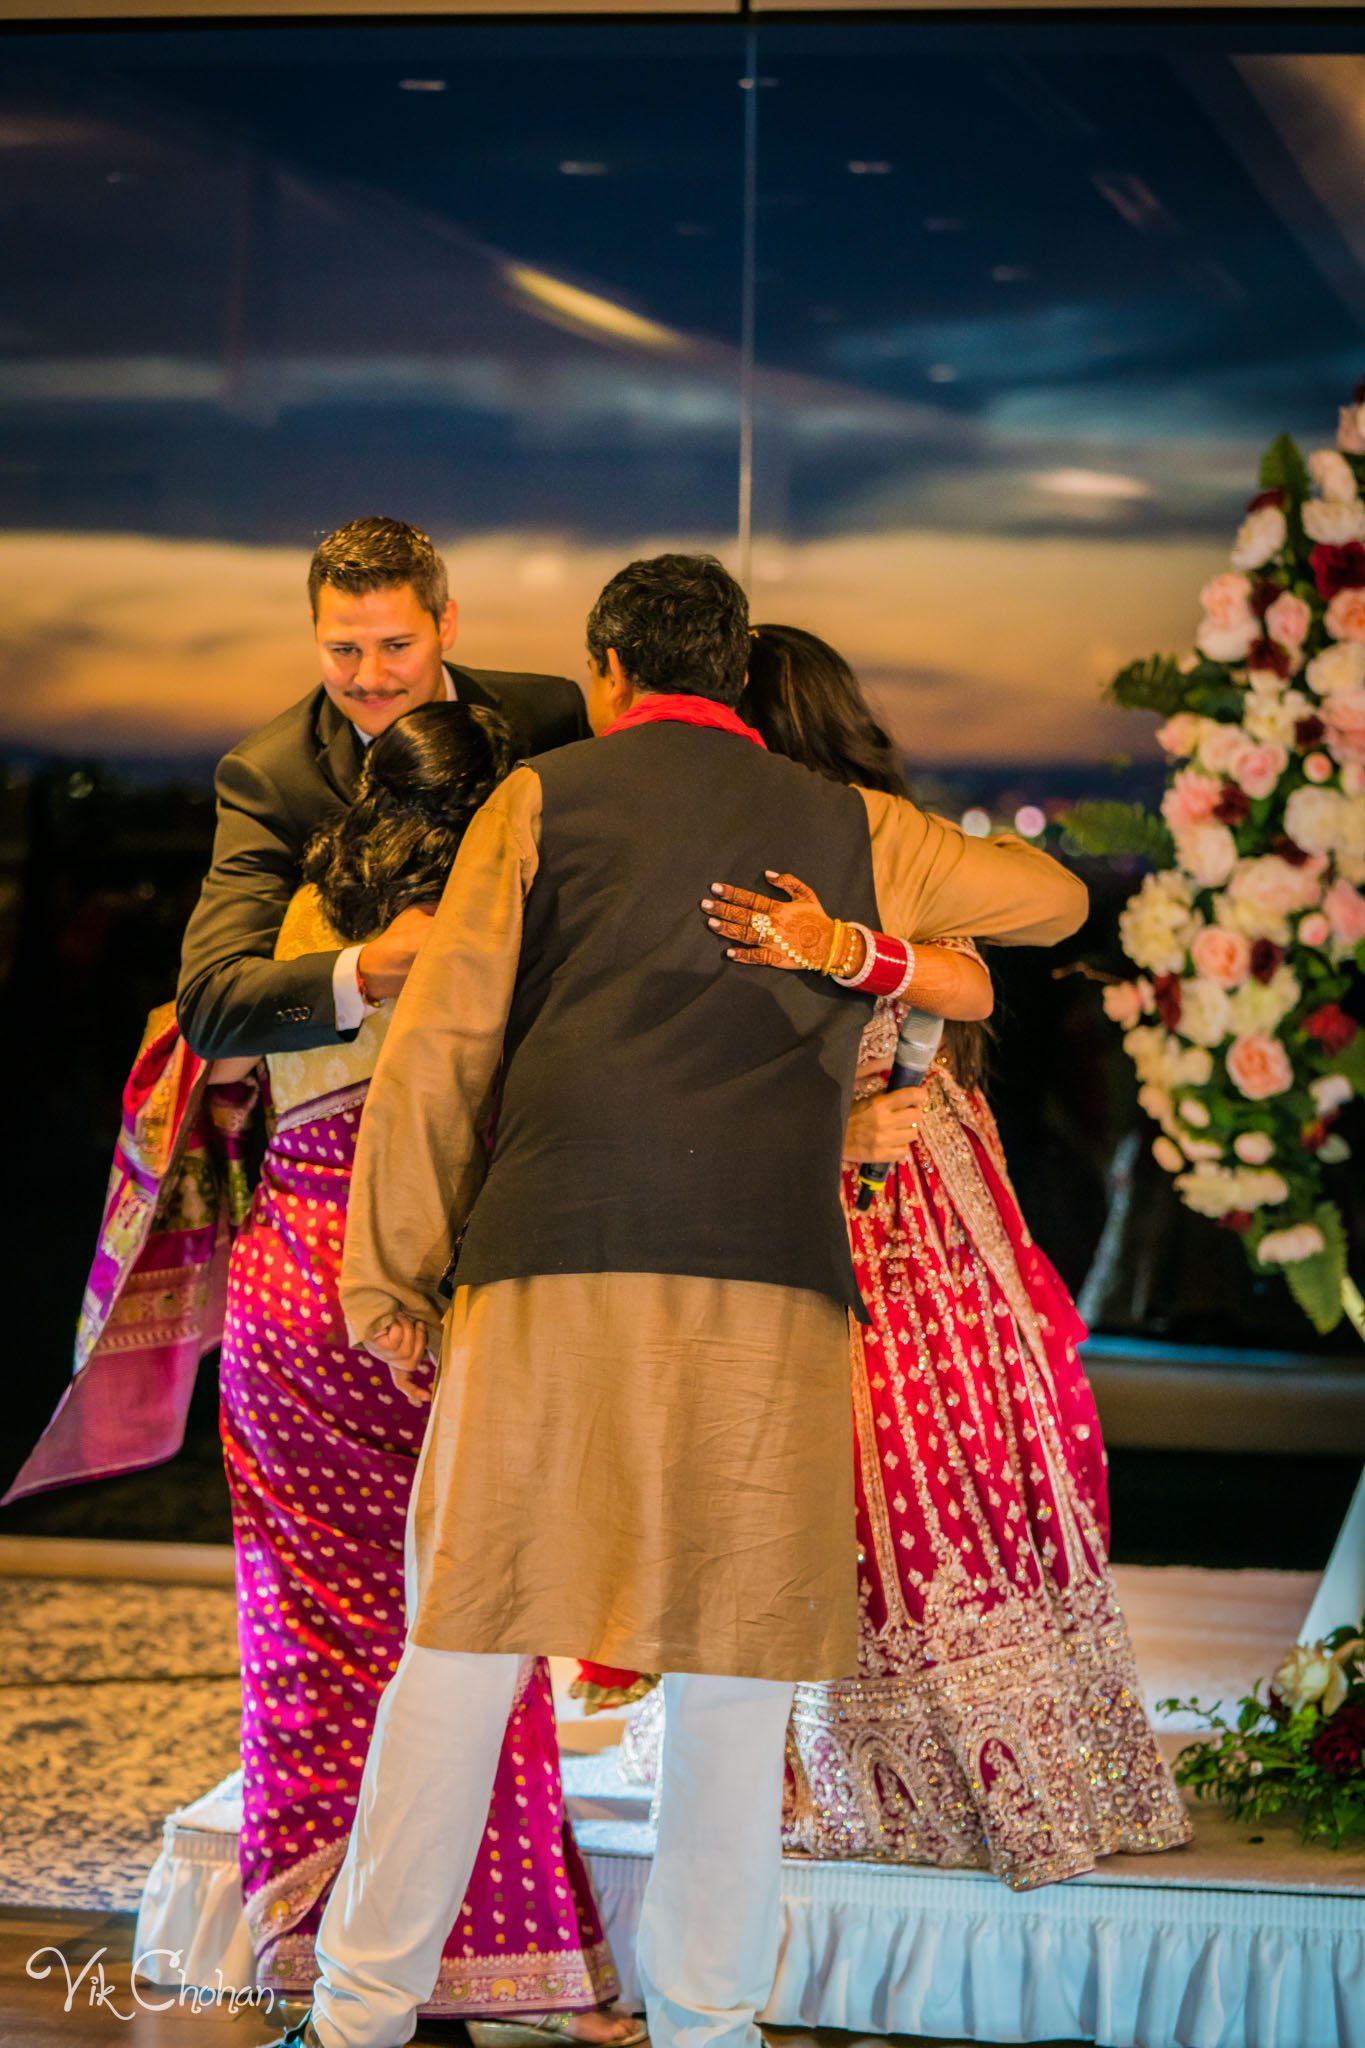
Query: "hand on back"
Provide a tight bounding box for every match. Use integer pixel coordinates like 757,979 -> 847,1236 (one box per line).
356,903 -> 439,1002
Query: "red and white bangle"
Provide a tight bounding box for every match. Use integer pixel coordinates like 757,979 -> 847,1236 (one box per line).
834,926 -> 916,999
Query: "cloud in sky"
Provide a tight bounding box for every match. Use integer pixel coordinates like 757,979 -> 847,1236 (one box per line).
0,525 -> 1218,767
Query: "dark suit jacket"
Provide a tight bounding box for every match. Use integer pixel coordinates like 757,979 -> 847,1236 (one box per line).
175,664 -> 588,1060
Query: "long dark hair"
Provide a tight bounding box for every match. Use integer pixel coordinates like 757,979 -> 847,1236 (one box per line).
303,701 -> 514,941
741,623 -> 989,1090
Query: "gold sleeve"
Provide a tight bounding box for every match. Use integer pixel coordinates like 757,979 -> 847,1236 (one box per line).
338,765 -> 543,1342
857,789 -> 1088,947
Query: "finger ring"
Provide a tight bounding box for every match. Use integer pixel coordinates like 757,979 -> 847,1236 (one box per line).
752,912 -> 773,942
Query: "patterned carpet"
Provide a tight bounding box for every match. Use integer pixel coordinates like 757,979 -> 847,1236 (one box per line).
0,1576 -> 240,1912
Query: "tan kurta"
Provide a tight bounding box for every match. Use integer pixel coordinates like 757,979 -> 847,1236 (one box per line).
340,766 -> 1087,1682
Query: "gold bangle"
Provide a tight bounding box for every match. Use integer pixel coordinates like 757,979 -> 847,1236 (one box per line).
822,918 -> 845,975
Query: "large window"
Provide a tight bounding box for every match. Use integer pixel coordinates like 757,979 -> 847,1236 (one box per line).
2,13 -> 1362,1443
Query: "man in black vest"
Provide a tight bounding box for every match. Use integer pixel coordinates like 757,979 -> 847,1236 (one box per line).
176,516 -> 587,1061
260,556 -> 1088,2048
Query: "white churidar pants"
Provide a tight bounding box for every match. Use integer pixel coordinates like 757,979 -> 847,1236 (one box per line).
309,1646 -> 795,2048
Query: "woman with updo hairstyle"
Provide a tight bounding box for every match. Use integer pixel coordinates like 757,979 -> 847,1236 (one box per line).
615,624 -> 1189,1892
213,701 -> 631,2036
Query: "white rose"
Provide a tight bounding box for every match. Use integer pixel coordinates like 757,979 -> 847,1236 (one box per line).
1174,821 -> 1239,889
1234,1130 -> 1274,1164
1118,870 -> 1198,976
1176,1163 -> 1287,1219
1309,449 -> 1360,503
1243,686 -> 1312,747
1257,1224 -> 1327,1266
1225,965 -> 1301,1036
1138,1082 -> 1180,1138
1311,1074 -> 1354,1115
1230,504 -> 1287,570
1180,1097 -> 1211,1127
1179,977 -> 1231,1047
1152,1136 -> 1184,1174
1285,785 -> 1347,857
1307,642 -> 1365,699
1303,498 -> 1365,545
1123,1025 -> 1212,1092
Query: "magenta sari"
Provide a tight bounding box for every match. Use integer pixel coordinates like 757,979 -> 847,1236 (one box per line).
222,1075 -> 616,2010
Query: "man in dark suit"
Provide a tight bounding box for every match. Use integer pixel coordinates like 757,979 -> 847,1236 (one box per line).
176,516 -> 587,1061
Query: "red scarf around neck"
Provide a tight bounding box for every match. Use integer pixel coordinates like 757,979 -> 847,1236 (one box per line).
600,691 -> 767,748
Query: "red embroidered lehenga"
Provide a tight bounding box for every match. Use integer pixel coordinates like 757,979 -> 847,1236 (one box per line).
623,996 -> 1190,1892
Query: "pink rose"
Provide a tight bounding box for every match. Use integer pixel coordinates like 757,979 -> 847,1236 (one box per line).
1162,768 -> 1222,832
1264,590 -> 1312,649
1344,762 -> 1365,797
1299,912 -> 1331,947
1200,572 -> 1255,629
1226,852 -> 1326,921
1234,1130 -> 1275,1165
1229,740 -> 1287,800
1156,713 -> 1203,758
1103,980 -> 1150,1030
1304,752 -> 1335,784
1324,877 -> 1365,946
1325,686 -> 1365,766
1326,587 -> 1365,643
1226,1033 -> 1294,1101
1191,925 -> 1251,988
1200,723 -> 1249,774
1339,405 -> 1365,457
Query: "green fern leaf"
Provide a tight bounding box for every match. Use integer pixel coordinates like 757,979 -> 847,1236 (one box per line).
1259,433 -> 1310,501
1060,801 -> 1173,863
1106,654 -> 1187,715
1282,1203 -> 1347,1335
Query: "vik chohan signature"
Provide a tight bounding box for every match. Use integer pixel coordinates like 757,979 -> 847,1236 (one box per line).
27,1943 -> 277,2020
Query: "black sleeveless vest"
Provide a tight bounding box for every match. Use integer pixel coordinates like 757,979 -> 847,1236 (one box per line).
453,723 -> 881,1316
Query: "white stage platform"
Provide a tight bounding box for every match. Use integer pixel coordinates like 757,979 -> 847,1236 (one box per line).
135,1566 -> 1365,2048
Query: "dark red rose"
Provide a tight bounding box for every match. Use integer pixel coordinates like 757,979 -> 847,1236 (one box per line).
1250,940 -> 1284,984
1247,637 -> 1292,679
1295,715 -> 1327,748
1247,488 -> 1286,513
1214,785 -> 1251,825
1301,1119 -> 1333,1153
1305,1003 -> 1359,1055
1250,577 -> 1283,617
1153,973 -> 1183,1031
1219,1210 -> 1254,1234
1273,836 -> 1312,868
1310,1704 -> 1365,1778
1311,542 -> 1365,601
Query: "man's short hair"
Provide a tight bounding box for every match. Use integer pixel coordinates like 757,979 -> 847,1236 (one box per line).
586,554 -> 750,707
308,517 -> 449,623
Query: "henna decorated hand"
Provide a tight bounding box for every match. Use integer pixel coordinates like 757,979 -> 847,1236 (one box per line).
701,870 -> 859,974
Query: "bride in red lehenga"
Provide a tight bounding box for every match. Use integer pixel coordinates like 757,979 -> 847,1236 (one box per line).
606,624 -> 1191,1892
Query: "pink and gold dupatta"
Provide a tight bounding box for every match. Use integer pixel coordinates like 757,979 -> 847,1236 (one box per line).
4,1002 -> 255,1503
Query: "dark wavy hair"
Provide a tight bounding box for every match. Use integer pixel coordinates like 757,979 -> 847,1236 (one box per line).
741,623 -> 989,1090
302,701 -> 514,941
586,552 -> 749,707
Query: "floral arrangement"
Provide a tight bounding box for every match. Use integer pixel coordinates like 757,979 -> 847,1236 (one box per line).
1069,386 -> 1365,1335
1162,1618 -> 1365,1847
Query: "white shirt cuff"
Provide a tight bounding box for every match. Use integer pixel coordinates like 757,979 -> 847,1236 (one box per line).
333,944 -> 374,1031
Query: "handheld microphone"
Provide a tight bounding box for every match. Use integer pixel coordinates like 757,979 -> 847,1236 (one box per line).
853,1009 -> 945,1210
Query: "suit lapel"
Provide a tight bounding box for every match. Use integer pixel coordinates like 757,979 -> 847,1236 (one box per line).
313,691 -> 363,804
446,662 -> 493,710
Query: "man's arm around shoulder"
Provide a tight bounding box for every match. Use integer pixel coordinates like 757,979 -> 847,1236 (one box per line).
176,744 -> 348,1061
860,789 -> 1089,947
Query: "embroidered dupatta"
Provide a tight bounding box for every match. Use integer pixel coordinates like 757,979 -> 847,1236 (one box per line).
4,1003 -> 255,1503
